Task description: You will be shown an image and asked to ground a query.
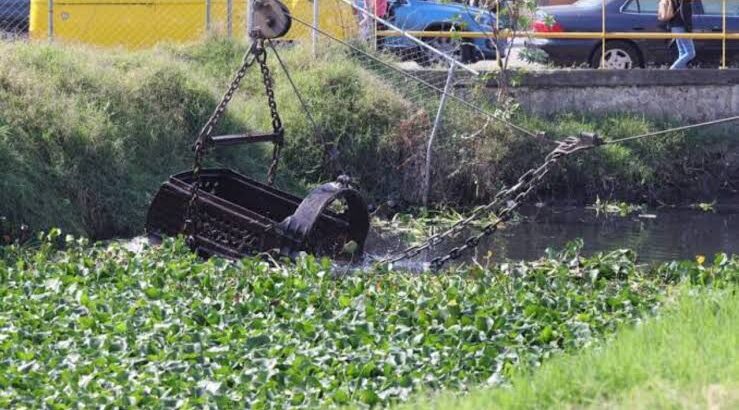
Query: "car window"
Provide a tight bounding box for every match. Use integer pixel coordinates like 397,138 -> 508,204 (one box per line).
699,0 -> 739,16
623,0 -> 660,13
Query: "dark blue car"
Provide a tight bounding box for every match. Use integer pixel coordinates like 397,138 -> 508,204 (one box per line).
529,0 -> 739,68
0,0 -> 29,34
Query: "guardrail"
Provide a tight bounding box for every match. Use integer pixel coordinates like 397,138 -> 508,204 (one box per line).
375,31 -> 739,40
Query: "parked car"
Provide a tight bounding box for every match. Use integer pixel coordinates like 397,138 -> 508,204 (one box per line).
528,0 -> 739,68
0,0 -> 29,34
379,0 -> 503,64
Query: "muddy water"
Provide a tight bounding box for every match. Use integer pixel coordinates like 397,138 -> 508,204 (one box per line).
367,204 -> 739,269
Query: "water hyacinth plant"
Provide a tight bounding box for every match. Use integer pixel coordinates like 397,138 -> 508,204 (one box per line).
0,232 -> 736,408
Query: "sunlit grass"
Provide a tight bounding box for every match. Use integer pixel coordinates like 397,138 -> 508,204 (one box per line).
399,285 -> 738,410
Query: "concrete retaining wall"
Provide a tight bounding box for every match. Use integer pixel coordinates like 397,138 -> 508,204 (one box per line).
445,69 -> 739,123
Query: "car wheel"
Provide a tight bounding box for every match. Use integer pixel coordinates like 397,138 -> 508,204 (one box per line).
417,35 -> 475,67
590,41 -> 643,69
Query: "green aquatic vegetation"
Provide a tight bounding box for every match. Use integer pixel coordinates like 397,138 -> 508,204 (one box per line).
691,201 -> 717,213
396,287 -> 739,410
372,208 -> 508,247
590,196 -> 646,217
0,233 -> 736,408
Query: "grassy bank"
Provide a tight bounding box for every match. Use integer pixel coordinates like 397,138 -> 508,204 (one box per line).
1,39 -> 736,239
0,39 -> 410,238
0,234 -> 736,407
399,286 -> 738,410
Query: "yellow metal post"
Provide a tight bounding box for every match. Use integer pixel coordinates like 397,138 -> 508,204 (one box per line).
601,0 -> 606,68
723,0 -> 727,69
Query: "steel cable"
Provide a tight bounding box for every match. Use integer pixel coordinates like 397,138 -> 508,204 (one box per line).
288,14 -> 544,140
605,115 -> 739,145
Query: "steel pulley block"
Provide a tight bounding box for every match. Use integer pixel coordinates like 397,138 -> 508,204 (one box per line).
250,0 -> 292,40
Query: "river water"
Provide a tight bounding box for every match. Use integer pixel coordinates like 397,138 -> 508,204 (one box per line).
123,203 -> 739,270
367,204 -> 739,268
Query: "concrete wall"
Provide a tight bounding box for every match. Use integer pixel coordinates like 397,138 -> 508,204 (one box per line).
483,69 -> 739,123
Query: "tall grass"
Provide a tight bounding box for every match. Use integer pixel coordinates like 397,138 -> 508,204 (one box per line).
0,40 -> 412,238
398,286 -> 738,409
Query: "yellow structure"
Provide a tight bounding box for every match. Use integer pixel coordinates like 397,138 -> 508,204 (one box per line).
29,0 -> 357,48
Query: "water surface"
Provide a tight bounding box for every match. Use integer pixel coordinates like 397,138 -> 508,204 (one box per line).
367,204 -> 739,269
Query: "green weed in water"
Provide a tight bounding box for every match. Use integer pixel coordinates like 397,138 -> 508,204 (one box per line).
0,233 -> 736,408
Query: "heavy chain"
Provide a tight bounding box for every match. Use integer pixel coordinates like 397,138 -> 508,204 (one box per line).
183,42 -> 263,246
378,133 -> 602,270
256,44 -> 284,186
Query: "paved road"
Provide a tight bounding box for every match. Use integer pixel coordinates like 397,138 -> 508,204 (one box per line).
396,40 -> 548,72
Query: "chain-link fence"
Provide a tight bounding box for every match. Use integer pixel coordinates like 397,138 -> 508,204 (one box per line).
0,0 -> 30,39
0,0 -> 509,71
0,0 -> 359,48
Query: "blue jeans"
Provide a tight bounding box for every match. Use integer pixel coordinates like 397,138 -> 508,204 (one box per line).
670,26 -> 696,69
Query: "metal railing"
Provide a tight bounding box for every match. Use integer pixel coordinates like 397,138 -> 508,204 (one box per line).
375,0 -> 737,69
2,0 -> 735,69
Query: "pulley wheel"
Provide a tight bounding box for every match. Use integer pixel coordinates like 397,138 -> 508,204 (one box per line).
250,0 -> 292,40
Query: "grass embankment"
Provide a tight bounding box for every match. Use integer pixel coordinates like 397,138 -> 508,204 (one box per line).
0,235 -> 736,407
400,287 -> 738,410
0,39 -> 408,239
1,39 -> 736,239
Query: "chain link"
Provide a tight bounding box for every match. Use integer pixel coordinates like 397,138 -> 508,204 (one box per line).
255,43 -> 284,186
378,133 -> 602,270
183,41 -> 281,245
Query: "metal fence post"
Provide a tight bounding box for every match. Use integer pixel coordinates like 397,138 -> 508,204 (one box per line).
205,0 -> 212,33
227,0 -> 233,38
47,0 -> 54,41
312,0 -> 319,59
247,0 -> 255,38
600,0 -> 606,68
423,63 -> 455,206
722,0 -> 727,69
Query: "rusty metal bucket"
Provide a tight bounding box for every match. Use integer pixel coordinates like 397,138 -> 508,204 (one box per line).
146,168 -> 370,260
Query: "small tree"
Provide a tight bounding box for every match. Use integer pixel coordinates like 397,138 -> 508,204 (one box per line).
464,0 -> 547,103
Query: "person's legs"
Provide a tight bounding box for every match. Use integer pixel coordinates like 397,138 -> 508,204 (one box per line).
684,37 -> 696,62
670,26 -> 696,69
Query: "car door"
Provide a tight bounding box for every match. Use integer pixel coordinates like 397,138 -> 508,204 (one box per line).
692,0 -> 739,65
381,0 -> 414,50
619,0 -> 675,65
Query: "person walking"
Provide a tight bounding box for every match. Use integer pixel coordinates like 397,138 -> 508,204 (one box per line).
665,0 -> 695,69
355,0 -> 388,42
